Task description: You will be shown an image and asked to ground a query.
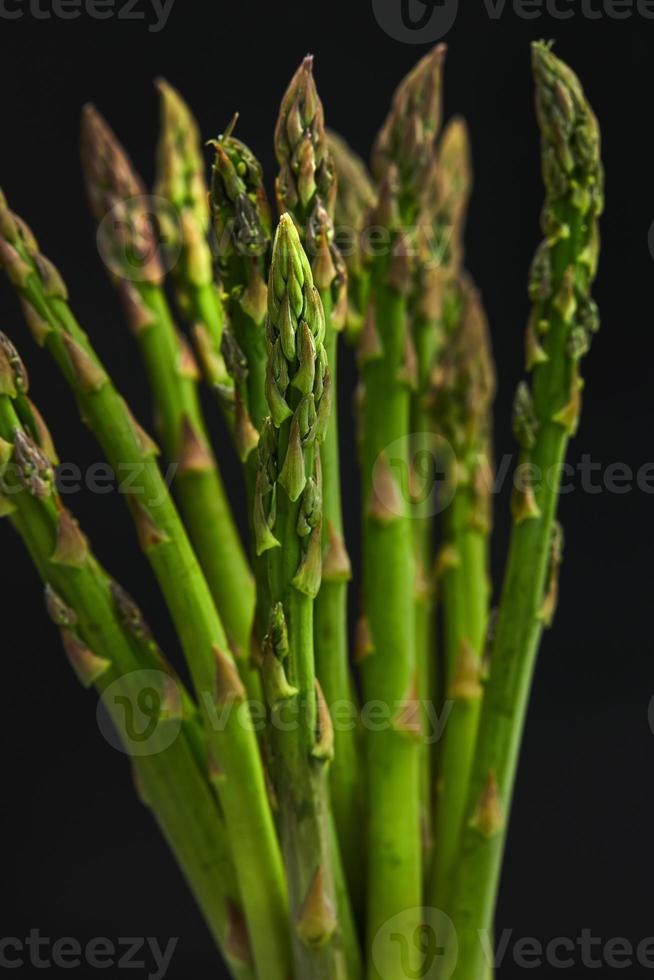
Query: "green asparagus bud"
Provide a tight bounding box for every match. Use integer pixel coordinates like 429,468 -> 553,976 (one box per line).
80,105 -> 164,287
275,57 -> 346,317
153,80 -> 219,317
372,43 -> 447,220
155,78 -> 209,242
255,215 -> 329,574
208,123 -> 271,438
210,122 -> 272,264
274,56 -> 336,225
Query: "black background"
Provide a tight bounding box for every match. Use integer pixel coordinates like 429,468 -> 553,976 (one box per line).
0,1 -> 651,978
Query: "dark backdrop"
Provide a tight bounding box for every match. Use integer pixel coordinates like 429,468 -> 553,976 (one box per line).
0,2 -> 651,978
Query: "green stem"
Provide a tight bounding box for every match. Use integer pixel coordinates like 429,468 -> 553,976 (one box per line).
410,314 -> 441,863
135,283 -> 256,677
314,290 -> 362,916
268,439 -> 348,979
430,482 -> 488,915
360,261 -> 421,979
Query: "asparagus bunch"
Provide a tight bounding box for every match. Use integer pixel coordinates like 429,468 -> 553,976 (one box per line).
0,40 -> 602,980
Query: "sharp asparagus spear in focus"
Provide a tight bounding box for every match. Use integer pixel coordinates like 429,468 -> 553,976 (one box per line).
275,57 -> 361,911
256,212 -> 360,979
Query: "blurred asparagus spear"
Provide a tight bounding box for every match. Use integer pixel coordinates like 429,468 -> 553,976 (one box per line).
328,130 -> 376,342
80,105 -> 256,674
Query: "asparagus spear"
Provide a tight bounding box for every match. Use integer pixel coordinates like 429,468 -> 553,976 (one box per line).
209,121 -> 271,435
0,334 -> 253,978
80,105 -> 257,674
0,194 -> 291,980
359,46 -> 445,969
448,43 -> 603,977
414,118 -> 496,908
406,112 -> 473,864
255,213 -> 359,979
327,130 -> 376,342
154,79 -> 229,383
275,57 -> 361,907
428,274 -> 495,915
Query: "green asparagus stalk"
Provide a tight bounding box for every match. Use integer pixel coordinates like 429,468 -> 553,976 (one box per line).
448,43 -> 603,977
428,275 -> 495,914
209,121 -> 271,435
358,46 -> 446,970
412,117 -> 496,907
209,129 -> 273,649
275,57 -> 362,908
327,130 -> 376,343
0,194 -> 291,980
407,113 -> 473,863
80,105 -> 257,673
255,213 -> 359,979
154,79 -> 229,384
0,335 -> 253,978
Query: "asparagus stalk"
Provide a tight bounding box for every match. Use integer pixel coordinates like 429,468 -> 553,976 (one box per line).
448,43 -> 603,977
0,335 -> 253,978
358,46 -> 445,969
0,195 -> 291,980
255,213 -> 359,979
413,118 -> 496,906
275,57 -> 362,907
209,122 -> 271,435
407,115 -> 473,862
80,105 -> 257,674
154,80 -> 229,384
209,129 -> 273,648
327,130 -> 376,343
428,275 -> 495,914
